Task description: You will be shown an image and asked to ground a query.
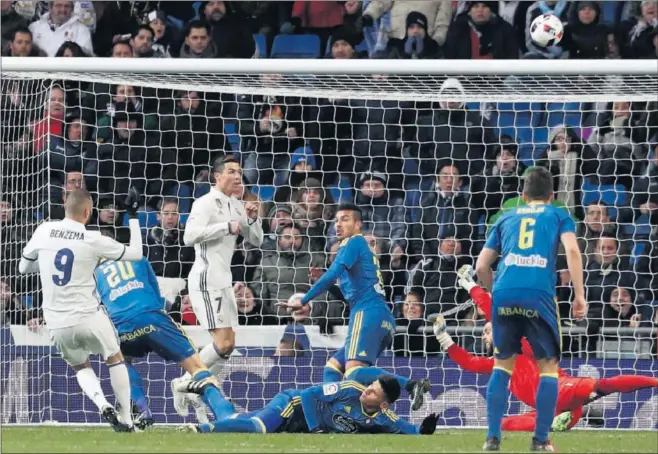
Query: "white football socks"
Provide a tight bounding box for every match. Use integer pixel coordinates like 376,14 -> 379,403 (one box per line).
108,362 -> 133,426
76,368 -> 109,411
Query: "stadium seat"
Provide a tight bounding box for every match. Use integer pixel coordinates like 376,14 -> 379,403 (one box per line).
224,122 -> 240,150
602,1 -> 619,26
251,184 -> 276,201
167,184 -> 193,214
123,210 -> 159,230
581,179 -> 629,208
630,241 -> 646,264
547,102 -> 583,129
271,34 -> 321,59
254,33 -> 267,58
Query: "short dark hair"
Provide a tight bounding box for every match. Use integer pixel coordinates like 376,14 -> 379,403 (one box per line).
11,27 -> 32,42
186,20 -> 211,37
112,39 -> 133,54
378,375 -> 401,404
133,24 -> 155,39
522,166 -> 554,202
212,155 -> 238,174
159,197 -> 179,210
336,203 -> 362,222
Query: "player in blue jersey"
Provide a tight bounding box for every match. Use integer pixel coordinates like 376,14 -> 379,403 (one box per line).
475,167 -> 587,452
177,373 -> 438,435
278,204 -> 430,410
95,255 -> 235,429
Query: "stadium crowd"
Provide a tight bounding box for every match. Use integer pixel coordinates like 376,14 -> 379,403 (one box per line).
1,0 -> 658,358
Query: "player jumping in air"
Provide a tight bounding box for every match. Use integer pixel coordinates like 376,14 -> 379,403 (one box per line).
171,156 -> 264,419
433,264 -> 658,434
95,255 -> 233,430
475,166 -> 588,452
176,373 -> 438,435
18,188 -> 144,432
277,203 -> 430,410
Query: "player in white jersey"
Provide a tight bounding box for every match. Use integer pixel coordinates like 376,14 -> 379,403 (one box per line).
171,156 -> 264,418
18,188 -> 143,431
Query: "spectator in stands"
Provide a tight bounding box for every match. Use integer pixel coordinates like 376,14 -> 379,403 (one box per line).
2,27 -> 44,57
44,108 -> 93,188
160,90 -> 230,186
412,78 -> 496,181
578,200 -> 617,263
471,135 -> 526,222
94,84 -> 159,142
385,11 -> 441,59
538,124 -> 598,219
328,28 -> 362,59
562,1 -> 608,59
586,101 -> 650,190
179,20 -> 217,58
0,278 -> 29,326
147,10 -> 177,58
130,24 -> 157,58
252,223 -> 328,320
392,287 -> 440,357
630,141 -> 658,221
585,233 -> 637,321
407,236 -> 471,319
94,196 -> 129,245
275,333 -> 306,357
618,0 -> 658,59
524,1 -> 570,54
42,169 -> 85,221
32,85 -> 65,155
110,39 -> 133,58
85,102 -> 171,208
1,0 -> 28,51
29,0 -> 93,57
90,1 -> 139,58
55,41 -> 88,57
263,203 -> 294,253
145,197 -> 195,279
409,163 -> 477,260
601,284 -> 653,330
291,177 -> 335,253
197,1 -> 255,58
237,82 -> 309,186
234,282 -> 270,326
353,173 -> 406,269
0,197 -> 35,299
444,2 -> 519,59
362,1 -> 452,48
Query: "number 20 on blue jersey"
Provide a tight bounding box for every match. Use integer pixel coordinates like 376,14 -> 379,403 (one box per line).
101,261 -> 136,288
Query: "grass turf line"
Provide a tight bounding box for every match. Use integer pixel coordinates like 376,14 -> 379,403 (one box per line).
2,427 -> 658,453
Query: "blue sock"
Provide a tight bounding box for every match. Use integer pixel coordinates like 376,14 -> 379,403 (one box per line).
126,363 -> 148,413
534,375 -> 559,442
193,370 -> 235,420
323,364 -> 343,382
345,366 -> 410,390
486,367 -> 512,440
211,417 -> 263,433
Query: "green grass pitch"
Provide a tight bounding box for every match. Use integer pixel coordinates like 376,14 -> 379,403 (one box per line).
1,427 -> 657,453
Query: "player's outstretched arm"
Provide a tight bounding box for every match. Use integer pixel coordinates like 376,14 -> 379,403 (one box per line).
433,315 -> 494,374
18,225 -> 44,274
560,231 -> 587,319
457,265 -> 493,321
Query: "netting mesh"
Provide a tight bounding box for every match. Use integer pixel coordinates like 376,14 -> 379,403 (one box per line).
1,68 -> 657,428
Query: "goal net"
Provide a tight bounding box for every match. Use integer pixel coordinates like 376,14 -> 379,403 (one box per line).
1,58 -> 657,429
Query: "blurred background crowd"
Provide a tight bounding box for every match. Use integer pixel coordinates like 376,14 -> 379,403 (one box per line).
1,0 -> 658,358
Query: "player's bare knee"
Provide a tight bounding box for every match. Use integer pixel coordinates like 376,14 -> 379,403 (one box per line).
536,358 -> 559,375
105,351 -> 125,366
71,360 -> 92,372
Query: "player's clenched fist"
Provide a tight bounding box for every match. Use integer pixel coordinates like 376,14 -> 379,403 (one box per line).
244,201 -> 259,220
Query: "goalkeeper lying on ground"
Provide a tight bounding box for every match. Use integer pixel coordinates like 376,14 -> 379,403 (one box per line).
433,265 -> 658,432
177,371 -> 438,435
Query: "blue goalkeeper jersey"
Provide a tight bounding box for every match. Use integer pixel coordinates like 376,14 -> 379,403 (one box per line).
95,257 -> 165,325
485,202 -> 575,298
299,381 -> 417,434
301,234 -> 387,310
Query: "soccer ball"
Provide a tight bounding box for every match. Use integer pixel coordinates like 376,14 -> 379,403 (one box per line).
530,14 -> 564,48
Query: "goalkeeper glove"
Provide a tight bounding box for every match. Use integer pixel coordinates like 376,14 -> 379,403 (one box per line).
433,315 -> 454,351
457,264 -> 477,292
419,413 -> 438,435
124,187 -> 141,219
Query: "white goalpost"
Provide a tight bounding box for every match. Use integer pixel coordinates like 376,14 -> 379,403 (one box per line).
1,57 -> 657,429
